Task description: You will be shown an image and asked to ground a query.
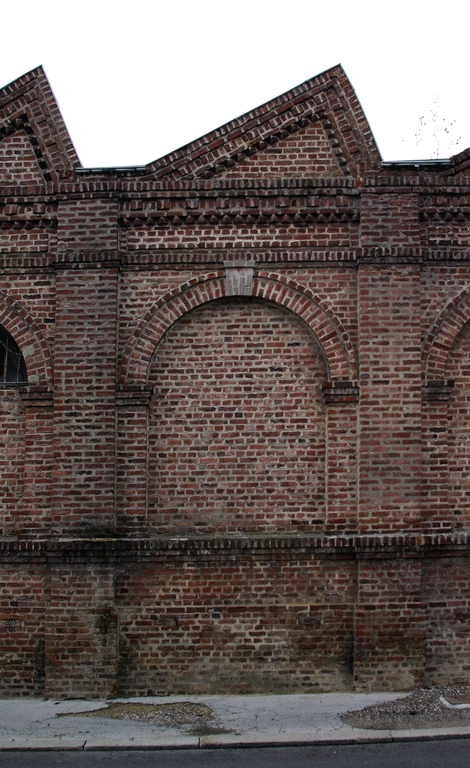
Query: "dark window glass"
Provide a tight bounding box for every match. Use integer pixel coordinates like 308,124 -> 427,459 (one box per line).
0,325 -> 28,384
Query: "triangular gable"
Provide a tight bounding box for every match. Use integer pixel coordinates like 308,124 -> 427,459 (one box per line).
0,67 -> 79,186
143,65 -> 380,180
215,121 -> 342,179
0,129 -> 46,185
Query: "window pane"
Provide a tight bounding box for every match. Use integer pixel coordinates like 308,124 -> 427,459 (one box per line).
0,325 -> 28,384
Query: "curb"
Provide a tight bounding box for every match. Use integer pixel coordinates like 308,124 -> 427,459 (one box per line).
1,728 -> 470,751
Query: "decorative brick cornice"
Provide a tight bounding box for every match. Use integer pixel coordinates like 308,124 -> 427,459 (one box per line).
119,207 -> 359,229
119,209 -> 359,227
0,202 -> 57,230
420,209 -> 470,222
53,251 -> 121,268
9,176 -> 470,197
0,218 -> 56,231
118,190 -> 360,230
0,255 -> 53,269
119,249 -> 358,266
1,533 -> 470,561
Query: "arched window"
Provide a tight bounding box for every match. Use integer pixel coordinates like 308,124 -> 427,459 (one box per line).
0,325 -> 27,384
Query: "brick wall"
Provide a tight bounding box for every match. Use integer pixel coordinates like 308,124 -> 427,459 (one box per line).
357,261 -> 422,531
219,123 -> 342,178
1,65 -> 470,697
0,391 -> 25,534
0,559 -> 48,696
447,320 -> 470,529
423,556 -> 470,686
52,265 -> 118,536
116,544 -> 356,695
0,131 -> 45,186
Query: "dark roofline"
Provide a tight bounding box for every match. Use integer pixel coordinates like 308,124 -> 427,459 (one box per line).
381,159 -> 452,168
75,166 -> 147,175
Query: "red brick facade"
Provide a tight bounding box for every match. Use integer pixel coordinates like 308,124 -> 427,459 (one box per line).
1,65 -> 470,697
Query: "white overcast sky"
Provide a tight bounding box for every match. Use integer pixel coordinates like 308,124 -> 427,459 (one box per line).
1,0 -> 468,168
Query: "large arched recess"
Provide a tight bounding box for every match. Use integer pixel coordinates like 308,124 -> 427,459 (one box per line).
422,288 -> 470,531
147,295 -> 328,534
118,272 -> 357,535
0,294 -> 52,534
446,319 -> 470,528
120,272 -> 356,386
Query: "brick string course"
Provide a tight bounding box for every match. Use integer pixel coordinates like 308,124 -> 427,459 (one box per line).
1,65 -> 470,697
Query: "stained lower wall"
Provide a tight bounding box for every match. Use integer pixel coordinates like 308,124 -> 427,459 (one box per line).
423,555 -> 470,686
0,558 -> 48,696
116,544 -> 355,695
1,538 -> 469,698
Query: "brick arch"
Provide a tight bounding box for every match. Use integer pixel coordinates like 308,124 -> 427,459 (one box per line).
253,272 -> 356,380
120,271 -> 355,384
424,288 -> 470,380
0,292 -> 53,386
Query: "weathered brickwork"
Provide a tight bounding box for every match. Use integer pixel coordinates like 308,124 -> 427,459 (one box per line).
215,123 -> 341,179
1,65 -> 470,697
0,391 -> 25,533
422,555 -> 470,687
447,320 -> 470,529
354,558 -> 425,691
0,132 -> 45,186
0,560 -> 48,695
125,222 -> 357,250
0,229 -> 51,253
52,266 -> 118,536
45,561 -> 117,699
116,545 -> 356,695
147,298 -> 327,534
358,262 -> 422,531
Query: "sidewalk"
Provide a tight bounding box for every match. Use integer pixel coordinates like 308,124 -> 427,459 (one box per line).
1,693 -> 470,750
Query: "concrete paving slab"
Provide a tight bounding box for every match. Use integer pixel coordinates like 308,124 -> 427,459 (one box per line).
0,692 -> 467,750
0,739 -> 86,751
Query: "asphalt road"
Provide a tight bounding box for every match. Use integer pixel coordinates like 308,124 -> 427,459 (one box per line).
0,740 -> 470,768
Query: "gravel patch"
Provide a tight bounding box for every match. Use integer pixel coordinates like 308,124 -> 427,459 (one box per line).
68,701 -> 214,727
342,687 -> 470,730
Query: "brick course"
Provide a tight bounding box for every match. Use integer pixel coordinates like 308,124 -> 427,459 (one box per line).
1,65 -> 470,696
